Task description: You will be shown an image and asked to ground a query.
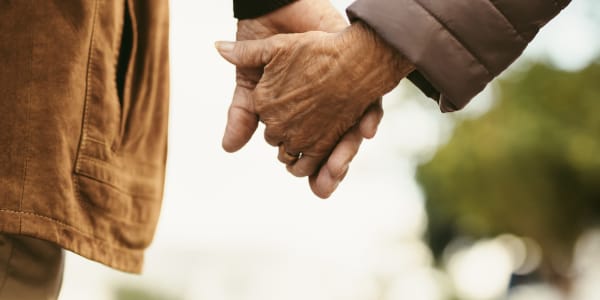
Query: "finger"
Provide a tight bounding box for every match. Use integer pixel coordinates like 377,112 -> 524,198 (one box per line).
307,127 -> 363,198
322,126 -> 363,180
309,163 -> 350,199
222,86 -> 259,152
359,98 -> 384,139
278,145 -> 300,165
286,153 -> 325,178
215,39 -> 278,68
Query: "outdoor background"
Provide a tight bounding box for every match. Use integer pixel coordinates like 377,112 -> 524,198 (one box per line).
58,1 -> 600,299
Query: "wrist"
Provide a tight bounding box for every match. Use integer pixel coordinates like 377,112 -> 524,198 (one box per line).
334,21 -> 414,105
341,21 -> 415,95
350,21 -> 414,73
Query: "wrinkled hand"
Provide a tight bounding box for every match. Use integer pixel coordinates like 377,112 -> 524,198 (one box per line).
218,21 -> 414,197
223,0 -> 388,198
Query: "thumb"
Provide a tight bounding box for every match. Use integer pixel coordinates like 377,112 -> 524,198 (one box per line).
222,86 -> 259,152
215,39 -> 276,68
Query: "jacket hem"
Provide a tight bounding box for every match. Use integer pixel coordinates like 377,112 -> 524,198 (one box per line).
0,209 -> 144,274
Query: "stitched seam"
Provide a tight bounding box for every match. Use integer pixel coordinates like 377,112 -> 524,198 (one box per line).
79,155 -> 159,175
0,209 -> 146,252
84,136 -> 107,145
19,0 -> 35,232
71,0 -> 99,244
79,138 -> 163,167
413,0 -> 493,77
75,168 -> 156,198
79,145 -> 163,167
488,0 -> 528,43
71,0 -> 118,225
75,0 -> 100,170
72,176 -> 152,226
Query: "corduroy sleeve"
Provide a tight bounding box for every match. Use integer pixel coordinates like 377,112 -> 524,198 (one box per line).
234,0 -> 298,19
347,0 -> 571,112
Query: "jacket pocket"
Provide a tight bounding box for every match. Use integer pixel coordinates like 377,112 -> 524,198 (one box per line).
74,0 -> 165,223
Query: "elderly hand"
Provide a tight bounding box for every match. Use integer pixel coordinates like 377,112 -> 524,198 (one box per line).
217,21 -> 414,197
223,0 -> 391,198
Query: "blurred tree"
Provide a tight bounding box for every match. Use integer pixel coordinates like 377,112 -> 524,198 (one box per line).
416,60 -> 600,290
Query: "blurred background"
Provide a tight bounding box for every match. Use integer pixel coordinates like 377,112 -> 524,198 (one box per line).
58,1 -> 600,299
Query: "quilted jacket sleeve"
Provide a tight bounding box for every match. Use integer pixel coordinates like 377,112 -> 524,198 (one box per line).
347,0 -> 571,112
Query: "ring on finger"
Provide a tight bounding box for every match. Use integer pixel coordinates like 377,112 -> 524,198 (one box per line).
279,146 -> 302,165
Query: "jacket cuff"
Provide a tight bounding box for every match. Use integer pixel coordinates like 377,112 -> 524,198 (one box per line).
347,0 -> 531,112
348,0 -> 569,112
347,0 -> 497,112
234,0 -> 298,19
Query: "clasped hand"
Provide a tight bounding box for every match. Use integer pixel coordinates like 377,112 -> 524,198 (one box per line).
216,0 -> 413,198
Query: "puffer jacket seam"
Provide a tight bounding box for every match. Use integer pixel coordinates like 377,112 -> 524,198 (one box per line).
487,0 -> 528,43
413,0 -> 492,77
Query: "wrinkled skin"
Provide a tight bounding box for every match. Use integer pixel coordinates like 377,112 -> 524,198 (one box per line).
220,0 -> 414,198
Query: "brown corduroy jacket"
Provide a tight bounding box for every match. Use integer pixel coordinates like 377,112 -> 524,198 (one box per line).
0,0 -> 169,273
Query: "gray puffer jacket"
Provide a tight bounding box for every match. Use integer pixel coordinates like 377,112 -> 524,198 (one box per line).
347,0 -> 572,111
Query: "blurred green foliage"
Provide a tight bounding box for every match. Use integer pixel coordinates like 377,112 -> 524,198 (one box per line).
416,60 -> 600,276
114,285 -> 182,300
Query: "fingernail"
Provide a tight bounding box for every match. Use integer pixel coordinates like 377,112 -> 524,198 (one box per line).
215,41 -> 234,54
